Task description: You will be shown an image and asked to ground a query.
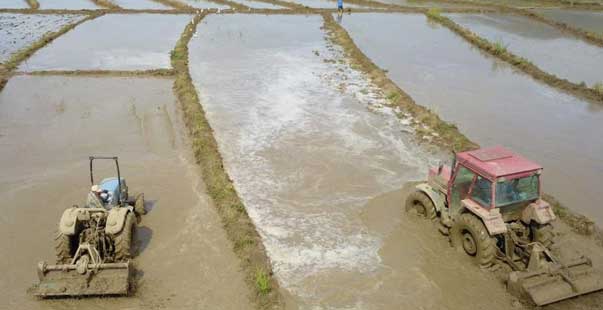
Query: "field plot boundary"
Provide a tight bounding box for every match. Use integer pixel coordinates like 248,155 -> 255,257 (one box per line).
16,68 -> 176,77
426,10 -> 603,104
0,12 -> 103,92
170,13 -> 285,309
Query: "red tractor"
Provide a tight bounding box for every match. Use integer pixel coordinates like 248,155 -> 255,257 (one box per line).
406,146 -> 601,305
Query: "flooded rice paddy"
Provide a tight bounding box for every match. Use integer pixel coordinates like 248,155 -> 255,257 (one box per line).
187,13 -> 531,309
0,13 -> 84,63
37,0 -> 99,10
112,0 -> 171,9
281,0 -> 366,9
0,0 -> 30,9
448,13 -> 603,87
229,0 -> 286,9
372,0 -> 480,8
533,8 -> 603,35
177,0 -> 230,9
340,13 -> 603,225
18,14 -> 192,71
0,75 -> 251,310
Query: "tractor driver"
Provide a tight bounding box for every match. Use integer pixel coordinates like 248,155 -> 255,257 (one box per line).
87,185 -> 111,209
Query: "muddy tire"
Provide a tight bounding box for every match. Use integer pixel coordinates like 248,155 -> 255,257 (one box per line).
531,223 -> 554,248
55,232 -> 75,264
451,213 -> 496,267
405,191 -> 436,219
134,193 -> 146,216
114,212 -> 135,261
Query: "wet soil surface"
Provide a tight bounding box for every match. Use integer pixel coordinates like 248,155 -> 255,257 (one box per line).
372,0 -> 481,8
448,13 -> 603,87
340,13 -> 603,226
282,0 -> 367,8
0,0 -> 30,9
18,14 -> 192,71
177,0 -> 230,9
533,8 -> 603,35
0,13 -> 84,63
37,0 -> 100,9
184,13 -> 570,309
112,0 -> 171,9
0,75 -> 251,310
229,0 -> 286,9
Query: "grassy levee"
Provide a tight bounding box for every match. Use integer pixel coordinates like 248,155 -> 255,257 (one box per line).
0,13 -> 102,93
323,12 -> 601,239
26,0 -> 39,9
322,13 -> 477,152
425,9 -> 603,104
170,13 -> 285,309
91,0 -> 121,9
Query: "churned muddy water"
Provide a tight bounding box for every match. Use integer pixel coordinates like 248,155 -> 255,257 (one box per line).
282,0 -> 366,8
533,8 -> 603,35
448,13 -> 603,87
0,0 -> 30,9
37,0 -> 99,9
0,75 -> 251,310
18,14 -> 191,71
373,0 -> 481,8
112,0 -> 170,9
0,13 -> 84,63
340,13 -> 603,225
188,14 -> 526,309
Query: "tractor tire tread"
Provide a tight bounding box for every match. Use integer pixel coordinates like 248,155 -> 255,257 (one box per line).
453,213 -> 496,267
114,212 -> 135,262
405,191 -> 436,219
54,232 -> 73,264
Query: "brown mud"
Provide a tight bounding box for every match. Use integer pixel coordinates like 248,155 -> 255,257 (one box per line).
91,0 -> 121,9
322,12 -> 476,152
26,0 -> 40,9
0,75 -> 252,309
426,11 -> 603,104
171,13 -> 286,309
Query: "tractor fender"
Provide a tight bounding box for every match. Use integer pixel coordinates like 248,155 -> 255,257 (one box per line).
105,206 -> 134,235
59,207 -> 80,235
521,199 -> 556,225
415,183 -> 446,213
460,199 -> 507,235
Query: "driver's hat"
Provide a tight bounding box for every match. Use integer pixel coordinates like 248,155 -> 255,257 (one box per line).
91,185 -> 101,192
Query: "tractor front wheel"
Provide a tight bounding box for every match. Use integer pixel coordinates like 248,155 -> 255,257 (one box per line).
55,232 -> 75,264
405,191 -> 436,219
451,213 -> 496,267
114,212 -> 135,261
531,223 -> 554,248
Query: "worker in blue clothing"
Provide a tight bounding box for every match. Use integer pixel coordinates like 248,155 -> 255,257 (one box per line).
337,0 -> 343,14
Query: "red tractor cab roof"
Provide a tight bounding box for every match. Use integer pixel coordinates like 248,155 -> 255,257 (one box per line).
457,146 -> 542,181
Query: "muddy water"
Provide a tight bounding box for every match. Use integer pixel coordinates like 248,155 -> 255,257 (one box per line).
448,13 -> 603,87
373,0 -> 480,8
533,8 -> 603,35
282,0 -> 366,8
229,0 -> 286,9
18,14 -> 191,71
0,13 -> 84,63
188,13 -> 528,309
37,0 -> 99,9
177,0 -> 230,9
0,76 -> 251,309
340,13 -> 603,225
112,0 -> 170,9
0,0 -> 30,9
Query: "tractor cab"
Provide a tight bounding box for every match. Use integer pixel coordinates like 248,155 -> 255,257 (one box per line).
447,146 -> 543,215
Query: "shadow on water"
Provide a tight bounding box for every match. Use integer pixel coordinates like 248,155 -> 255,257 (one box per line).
134,226 -> 153,256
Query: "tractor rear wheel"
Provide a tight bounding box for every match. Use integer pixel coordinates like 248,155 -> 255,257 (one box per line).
531,223 -> 554,248
405,191 -> 436,219
114,212 -> 135,261
55,232 -> 75,264
451,213 -> 496,267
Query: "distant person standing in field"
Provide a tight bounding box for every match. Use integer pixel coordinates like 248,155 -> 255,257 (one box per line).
337,0 -> 343,14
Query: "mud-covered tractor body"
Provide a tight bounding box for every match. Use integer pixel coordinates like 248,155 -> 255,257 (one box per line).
30,157 -> 145,298
407,146 -> 602,306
